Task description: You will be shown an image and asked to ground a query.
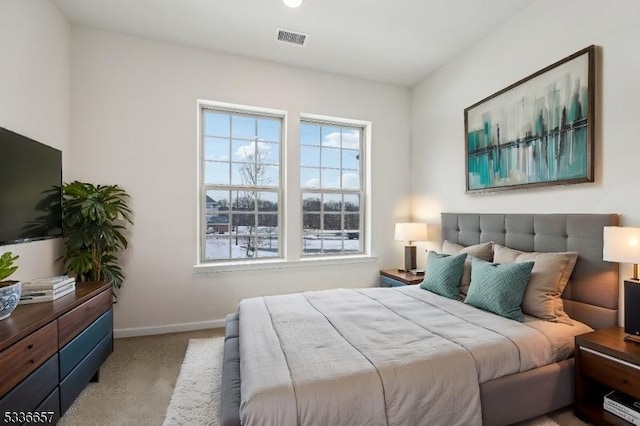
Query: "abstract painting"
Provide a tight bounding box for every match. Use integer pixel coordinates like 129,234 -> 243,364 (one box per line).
465,45 -> 595,193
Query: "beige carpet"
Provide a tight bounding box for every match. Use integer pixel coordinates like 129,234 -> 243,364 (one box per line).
59,328 -> 587,426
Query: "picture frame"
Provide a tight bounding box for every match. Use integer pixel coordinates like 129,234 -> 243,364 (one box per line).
464,45 -> 595,193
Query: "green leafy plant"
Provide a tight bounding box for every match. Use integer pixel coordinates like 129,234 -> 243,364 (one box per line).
0,252 -> 19,282
62,181 -> 133,289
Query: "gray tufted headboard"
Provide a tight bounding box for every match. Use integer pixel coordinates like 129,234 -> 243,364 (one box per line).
441,213 -> 620,330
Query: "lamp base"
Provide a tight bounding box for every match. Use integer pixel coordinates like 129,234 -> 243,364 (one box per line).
403,245 -> 417,272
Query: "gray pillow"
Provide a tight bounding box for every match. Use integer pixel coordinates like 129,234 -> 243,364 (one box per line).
465,258 -> 534,322
420,251 -> 467,300
493,244 -> 578,324
441,240 -> 494,295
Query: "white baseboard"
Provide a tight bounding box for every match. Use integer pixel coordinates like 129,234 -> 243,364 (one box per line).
114,319 -> 226,338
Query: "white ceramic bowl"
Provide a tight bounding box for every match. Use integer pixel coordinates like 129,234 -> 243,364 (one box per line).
0,281 -> 21,320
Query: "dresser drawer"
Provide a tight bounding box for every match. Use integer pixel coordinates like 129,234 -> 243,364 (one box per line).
60,309 -> 112,379
60,331 -> 112,414
25,387 -> 60,426
0,322 -> 58,397
0,354 -> 58,414
579,346 -> 640,400
58,288 -> 111,348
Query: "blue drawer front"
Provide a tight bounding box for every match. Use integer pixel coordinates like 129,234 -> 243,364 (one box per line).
380,275 -> 406,287
60,309 -> 112,379
26,387 -> 60,425
60,331 -> 112,414
0,354 -> 58,414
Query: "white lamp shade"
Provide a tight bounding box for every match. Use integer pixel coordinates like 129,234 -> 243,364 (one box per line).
394,223 -> 428,244
603,226 -> 640,264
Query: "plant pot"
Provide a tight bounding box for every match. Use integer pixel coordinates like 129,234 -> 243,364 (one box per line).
0,281 -> 21,320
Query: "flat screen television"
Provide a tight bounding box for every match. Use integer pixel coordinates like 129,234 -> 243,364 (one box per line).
0,126 -> 63,246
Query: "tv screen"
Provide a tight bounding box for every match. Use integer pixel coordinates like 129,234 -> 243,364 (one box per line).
0,126 -> 62,246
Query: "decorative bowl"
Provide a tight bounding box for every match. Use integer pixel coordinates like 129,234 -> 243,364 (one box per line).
0,281 -> 21,320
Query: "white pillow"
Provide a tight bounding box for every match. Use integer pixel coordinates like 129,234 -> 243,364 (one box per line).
493,244 -> 578,324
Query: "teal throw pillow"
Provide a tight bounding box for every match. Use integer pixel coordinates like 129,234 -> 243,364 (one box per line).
420,251 -> 467,300
464,258 -> 534,322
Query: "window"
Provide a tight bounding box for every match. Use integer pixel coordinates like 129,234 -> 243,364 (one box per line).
300,120 -> 364,256
200,105 -> 282,262
198,102 -> 370,266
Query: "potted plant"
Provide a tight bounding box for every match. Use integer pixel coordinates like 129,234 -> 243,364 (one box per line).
62,181 -> 133,289
0,252 -> 21,320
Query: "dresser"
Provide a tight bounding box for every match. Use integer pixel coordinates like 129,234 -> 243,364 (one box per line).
0,282 -> 113,424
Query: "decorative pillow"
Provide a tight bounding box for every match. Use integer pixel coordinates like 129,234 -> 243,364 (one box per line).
464,258 -> 534,322
493,244 -> 578,324
441,240 -> 494,295
420,251 -> 468,300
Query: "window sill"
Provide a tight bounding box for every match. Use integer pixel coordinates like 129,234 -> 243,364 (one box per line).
193,255 -> 379,274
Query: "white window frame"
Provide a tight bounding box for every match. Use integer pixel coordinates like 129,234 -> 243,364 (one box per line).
195,103 -> 374,272
196,100 -> 285,264
299,118 -> 366,257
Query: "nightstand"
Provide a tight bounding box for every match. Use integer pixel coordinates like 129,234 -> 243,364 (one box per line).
379,269 -> 424,287
575,327 -> 640,425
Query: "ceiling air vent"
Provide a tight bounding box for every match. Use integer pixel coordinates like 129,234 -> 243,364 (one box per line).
276,28 -> 308,46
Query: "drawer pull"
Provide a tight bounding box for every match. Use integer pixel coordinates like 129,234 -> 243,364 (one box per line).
27,344 -> 34,349
29,359 -> 35,364
581,347 -> 640,372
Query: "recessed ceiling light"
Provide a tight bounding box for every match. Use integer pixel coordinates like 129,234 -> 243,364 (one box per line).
283,0 -> 303,8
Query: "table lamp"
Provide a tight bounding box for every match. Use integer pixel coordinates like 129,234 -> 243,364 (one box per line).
394,223 -> 428,272
603,226 -> 640,343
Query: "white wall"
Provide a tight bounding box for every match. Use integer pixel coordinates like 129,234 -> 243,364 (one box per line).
69,28 -> 411,335
411,0 -> 640,321
412,0 -> 640,256
0,0 -> 69,279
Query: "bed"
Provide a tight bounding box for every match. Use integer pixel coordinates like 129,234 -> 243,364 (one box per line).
220,213 -> 620,426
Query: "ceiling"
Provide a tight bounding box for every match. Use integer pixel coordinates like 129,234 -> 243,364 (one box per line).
51,0 -> 535,87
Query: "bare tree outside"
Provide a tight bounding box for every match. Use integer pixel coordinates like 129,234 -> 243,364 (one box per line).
239,149 -> 270,187
236,146 -> 273,257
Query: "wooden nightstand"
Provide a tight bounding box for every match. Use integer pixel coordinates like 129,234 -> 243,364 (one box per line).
379,269 -> 424,287
575,327 -> 640,425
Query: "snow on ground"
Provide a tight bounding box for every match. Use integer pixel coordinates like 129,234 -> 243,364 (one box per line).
205,231 -> 360,260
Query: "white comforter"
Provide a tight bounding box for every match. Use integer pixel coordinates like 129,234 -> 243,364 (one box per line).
238,286 -> 587,426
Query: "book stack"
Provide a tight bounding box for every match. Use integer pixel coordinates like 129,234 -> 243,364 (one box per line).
18,275 -> 76,305
604,390 -> 640,425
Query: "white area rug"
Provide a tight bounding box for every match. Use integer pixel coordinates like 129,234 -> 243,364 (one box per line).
163,338 -> 224,426
517,416 -> 560,426
163,337 -> 559,426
